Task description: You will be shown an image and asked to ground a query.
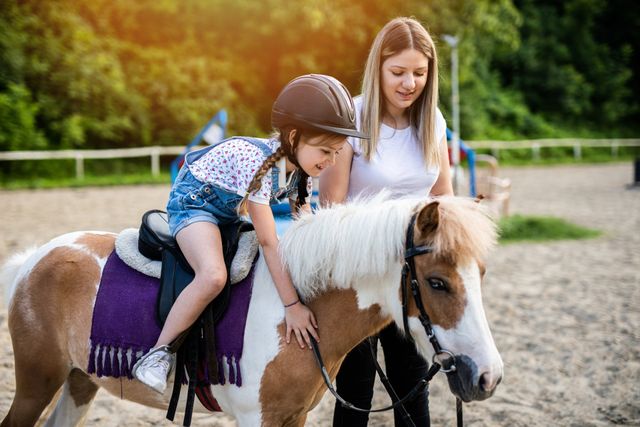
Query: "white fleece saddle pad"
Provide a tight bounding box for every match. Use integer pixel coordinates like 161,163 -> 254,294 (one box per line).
114,228 -> 259,285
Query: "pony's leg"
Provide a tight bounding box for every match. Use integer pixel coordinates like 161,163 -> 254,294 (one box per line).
282,414 -> 307,427
1,351 -> 69,427
43,369 -> 99,427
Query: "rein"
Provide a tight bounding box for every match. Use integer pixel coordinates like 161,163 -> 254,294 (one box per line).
309,211 -> 464,427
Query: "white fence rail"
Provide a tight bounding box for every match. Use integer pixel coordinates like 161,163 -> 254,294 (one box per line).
0,146 -> 186,179
0,139 -> 638,180
466,138 -> 640,160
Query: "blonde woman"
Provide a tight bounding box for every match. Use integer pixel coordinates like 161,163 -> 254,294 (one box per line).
320,18 -> 453,426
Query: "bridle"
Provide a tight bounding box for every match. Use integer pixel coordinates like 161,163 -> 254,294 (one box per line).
310,211 -> 464,427
401,212 -> 457,373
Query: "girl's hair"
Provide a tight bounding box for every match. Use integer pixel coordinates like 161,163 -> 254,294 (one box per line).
361,17 -> 440,167
237,128 -> 340,215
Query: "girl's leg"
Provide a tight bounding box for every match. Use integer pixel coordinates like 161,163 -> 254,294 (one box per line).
133,221 -> 227,393
156,221 -> 227,346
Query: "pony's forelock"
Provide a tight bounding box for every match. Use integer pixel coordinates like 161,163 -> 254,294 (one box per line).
427,197 -> 498,264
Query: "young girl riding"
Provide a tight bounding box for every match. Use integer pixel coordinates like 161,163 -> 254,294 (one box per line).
133,74 -> 368,394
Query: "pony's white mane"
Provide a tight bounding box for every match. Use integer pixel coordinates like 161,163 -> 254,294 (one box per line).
280,194 -> 418,300
279,194 -> 498,301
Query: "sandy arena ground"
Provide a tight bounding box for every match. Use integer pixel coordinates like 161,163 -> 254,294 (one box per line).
0,163 -> 638,426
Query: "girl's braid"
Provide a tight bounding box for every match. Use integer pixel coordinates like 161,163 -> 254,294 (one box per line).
237,145 -> 286,214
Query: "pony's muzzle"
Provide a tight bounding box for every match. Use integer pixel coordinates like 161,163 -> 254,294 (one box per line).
445,355 -> 501,402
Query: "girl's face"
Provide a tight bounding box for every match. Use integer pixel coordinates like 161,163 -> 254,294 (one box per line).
294,133 -> 347,177
380,48 -> 429,117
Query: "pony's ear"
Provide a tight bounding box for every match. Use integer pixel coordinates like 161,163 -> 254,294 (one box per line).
416,201 -> 440,236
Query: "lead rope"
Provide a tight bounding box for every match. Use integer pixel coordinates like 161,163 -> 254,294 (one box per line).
366,337 -> 415,427
309,336 -> 440,415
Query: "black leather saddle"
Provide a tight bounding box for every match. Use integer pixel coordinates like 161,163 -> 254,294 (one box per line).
138,209 -> 253,325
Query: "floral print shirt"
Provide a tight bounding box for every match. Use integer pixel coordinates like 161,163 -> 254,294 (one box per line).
188,137 -> 312,205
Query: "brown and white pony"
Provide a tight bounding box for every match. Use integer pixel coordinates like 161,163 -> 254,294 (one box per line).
1,196 -> 502,427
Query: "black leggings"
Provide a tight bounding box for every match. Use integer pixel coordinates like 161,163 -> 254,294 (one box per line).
332,323 -> 430,426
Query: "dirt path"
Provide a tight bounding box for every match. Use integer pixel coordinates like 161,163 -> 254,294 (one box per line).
1,163 -> 638,426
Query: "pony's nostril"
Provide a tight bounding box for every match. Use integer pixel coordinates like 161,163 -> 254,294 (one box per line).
479,372 -> 498,392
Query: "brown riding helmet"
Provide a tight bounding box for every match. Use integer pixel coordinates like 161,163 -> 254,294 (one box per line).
271,74 -> 369,139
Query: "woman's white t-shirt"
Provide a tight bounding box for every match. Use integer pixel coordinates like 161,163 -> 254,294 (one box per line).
348,97 -> 447,199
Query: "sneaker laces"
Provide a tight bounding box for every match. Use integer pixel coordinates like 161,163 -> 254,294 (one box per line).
152,353 -> 171,369
140,348 -> 173,375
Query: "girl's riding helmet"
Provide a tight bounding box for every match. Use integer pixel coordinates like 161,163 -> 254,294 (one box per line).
271,74 -> 369,139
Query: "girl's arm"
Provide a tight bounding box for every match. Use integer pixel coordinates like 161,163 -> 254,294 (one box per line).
248,201 -> 319,348
319,142 -> 354,206
430,136 -> 455,196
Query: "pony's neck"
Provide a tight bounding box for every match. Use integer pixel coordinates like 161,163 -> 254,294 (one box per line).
307,288 -> 392,361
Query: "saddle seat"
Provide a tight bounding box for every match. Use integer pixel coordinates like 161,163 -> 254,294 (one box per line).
138,209 -> 176,259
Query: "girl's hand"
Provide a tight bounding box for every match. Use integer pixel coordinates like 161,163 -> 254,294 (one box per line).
284,302 -> 319,348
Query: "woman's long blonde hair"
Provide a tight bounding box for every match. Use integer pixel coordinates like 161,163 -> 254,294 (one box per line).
361,17 -> 440,167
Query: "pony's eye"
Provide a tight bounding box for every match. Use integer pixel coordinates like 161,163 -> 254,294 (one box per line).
427,277 -> 447,291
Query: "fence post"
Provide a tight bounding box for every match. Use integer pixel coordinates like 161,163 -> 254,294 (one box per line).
151,147 -> 160,176
532,143 -> 541,160
573,144 -> 581,160
612,143 -> 619,158
75,154 -> 84,180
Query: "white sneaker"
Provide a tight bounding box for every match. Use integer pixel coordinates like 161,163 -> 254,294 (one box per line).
132,345 -> 175,394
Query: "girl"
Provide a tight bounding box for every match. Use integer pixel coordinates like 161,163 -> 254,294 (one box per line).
319,18 -> 454,426
133,74 -> 368,394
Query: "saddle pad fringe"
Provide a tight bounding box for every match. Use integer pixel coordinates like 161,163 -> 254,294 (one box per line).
215,354 -> 243,387
87,342 -> 149,380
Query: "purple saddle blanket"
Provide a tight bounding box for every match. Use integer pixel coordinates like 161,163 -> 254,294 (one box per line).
88,250 -> 255,386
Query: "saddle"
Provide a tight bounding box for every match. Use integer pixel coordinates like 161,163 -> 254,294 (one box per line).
138,209 -> 255,426
138,210 -> 255,324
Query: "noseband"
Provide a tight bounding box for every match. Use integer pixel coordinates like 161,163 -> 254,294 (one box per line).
310,211 -> 463,426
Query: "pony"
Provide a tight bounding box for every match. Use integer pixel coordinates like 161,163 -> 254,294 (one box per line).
1,196 -> 503,426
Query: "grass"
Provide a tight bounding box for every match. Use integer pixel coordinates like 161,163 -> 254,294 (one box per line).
0,172 -> 172,190
498,214 -> 601,243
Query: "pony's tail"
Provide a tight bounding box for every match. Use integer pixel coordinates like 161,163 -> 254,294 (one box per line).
1,247 -> 36,308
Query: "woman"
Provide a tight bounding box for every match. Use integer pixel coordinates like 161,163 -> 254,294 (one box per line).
319,18 -> 453,426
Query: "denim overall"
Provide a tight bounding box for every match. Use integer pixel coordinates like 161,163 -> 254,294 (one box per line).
166,137 -> 300,238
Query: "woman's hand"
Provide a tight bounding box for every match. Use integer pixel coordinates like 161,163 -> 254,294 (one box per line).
284,302 -> 319,348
